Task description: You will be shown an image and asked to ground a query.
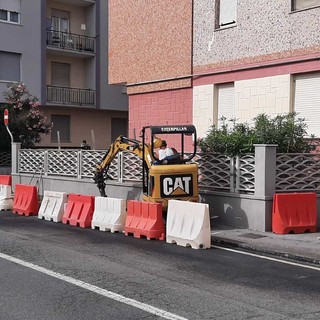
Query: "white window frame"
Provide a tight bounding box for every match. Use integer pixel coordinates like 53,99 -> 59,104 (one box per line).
294,73 -> 320,138
0,9 -> 20,24
217,83 -> 235,129
292,0 -> 320,11
218,0 -> 237,29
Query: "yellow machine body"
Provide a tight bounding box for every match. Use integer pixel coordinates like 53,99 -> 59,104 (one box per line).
142,163 -> 199,210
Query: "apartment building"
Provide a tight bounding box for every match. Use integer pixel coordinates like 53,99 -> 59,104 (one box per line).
108,0 -> 193,147
193,0 -> 320,138
0,0 -> 128,149
108,0 -> 320,140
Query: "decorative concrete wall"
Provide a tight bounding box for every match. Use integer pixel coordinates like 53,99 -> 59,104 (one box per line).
193,0 -> 320,71
10,143 -> 320,231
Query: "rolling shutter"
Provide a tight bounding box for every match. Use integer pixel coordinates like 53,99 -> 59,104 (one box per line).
294,73 -> 320,137
217,83 -> 235,128
51,62 -> 70,87
0,0 -> 20,12
0,51 -> 20,81
294,0 -> 320,10
219,0 -> 237,26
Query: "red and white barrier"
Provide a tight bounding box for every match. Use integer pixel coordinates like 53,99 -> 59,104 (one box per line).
166,200 -> 211,249
38,191 -> 68,222
62,194 -> 95,228
92,197 -> 127,232
0,185 -> 13,211
13,184 -> 39,216
124,200 -> 165,240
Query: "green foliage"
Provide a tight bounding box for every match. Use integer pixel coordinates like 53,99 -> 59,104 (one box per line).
199,113 -> 316,156
0,82 -> 52,151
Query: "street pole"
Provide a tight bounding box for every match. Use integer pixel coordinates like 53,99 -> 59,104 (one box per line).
4,109 -> 14,143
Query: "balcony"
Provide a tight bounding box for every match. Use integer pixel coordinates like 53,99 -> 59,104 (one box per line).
46,30 -> 95,53
47,85 -> 95,106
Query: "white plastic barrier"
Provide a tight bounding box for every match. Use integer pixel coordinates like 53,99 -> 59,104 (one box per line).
166,200 -> 211,249
38,191 -> 68,222
0,185 -> 13,210
92,197 -> 127,233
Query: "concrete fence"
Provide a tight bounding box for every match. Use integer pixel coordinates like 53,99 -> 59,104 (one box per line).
9,142 -> 320,232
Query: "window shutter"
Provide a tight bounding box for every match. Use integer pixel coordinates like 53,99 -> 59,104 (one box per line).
294,73 -> 320,137
0,0 -> 20,12
219,0 -> 237,26
295,0 -> 320,10
0,51 -> 20,81
51,115 -> 70,142
51,62 -> 70,87
217,83 -> 235,128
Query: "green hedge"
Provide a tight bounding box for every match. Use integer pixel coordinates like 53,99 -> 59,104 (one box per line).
199,113 -> 316,157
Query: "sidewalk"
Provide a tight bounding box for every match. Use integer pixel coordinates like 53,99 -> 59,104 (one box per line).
211,225 -> 320,266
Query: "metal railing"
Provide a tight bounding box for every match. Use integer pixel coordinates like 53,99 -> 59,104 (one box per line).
18,149 -> 255,194
46,30 -> 95,53
46,85 -> 95,105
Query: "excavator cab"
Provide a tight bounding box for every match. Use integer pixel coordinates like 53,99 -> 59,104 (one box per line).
94,124 -> 199,211
141,125 -> 199,210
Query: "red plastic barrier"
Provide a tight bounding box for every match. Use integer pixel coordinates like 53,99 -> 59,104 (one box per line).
13,184 -> 39,216
62,194 -> 95,228
124,200 -> 165,240
0,175 -> 11,186
272,193 -> 317,234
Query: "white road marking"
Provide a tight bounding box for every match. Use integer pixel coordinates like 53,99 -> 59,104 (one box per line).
212,245 -> 320,271
0,252 -> 188,320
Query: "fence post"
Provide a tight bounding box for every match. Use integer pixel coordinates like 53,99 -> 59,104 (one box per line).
11,142 -> 21,174
254,144 -> 277,197
78,150 -> 82,179
230,157 -> 235,192
118,152 -> 123,183
44,150 -> 48,177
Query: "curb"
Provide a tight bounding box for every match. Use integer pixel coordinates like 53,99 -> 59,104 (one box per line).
212,237 -> 320,266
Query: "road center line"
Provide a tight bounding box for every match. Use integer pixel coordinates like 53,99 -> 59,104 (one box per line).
0,252 -> 188,320
212,245 -> 320,271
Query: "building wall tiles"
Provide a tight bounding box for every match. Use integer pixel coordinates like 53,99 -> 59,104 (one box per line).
109,0 -> 192,93
193,85 -> 214,138
235,75 -> 291,123
193,75 -> 291,135
129,88 -> 193,145
193,0 -> 320,71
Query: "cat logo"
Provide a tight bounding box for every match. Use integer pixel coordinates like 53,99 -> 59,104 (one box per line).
160,174 -> 193,198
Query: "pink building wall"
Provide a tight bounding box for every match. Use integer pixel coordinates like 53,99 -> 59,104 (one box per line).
129,88 -> 193,148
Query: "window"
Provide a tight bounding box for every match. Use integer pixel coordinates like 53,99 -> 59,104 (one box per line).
292,0 -> 320,10
111,118 -> 128,141
51,9 -> 70,32
51,62 -> 70,87
0,51 -> 20,81
0,0 -> 21,24
217,83 -> 235,128
51,115 -> 71,143
294,73 -> 320,137
217,0 -> 237,28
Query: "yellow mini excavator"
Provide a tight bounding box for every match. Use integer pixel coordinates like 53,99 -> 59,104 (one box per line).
93,125 -> 199,211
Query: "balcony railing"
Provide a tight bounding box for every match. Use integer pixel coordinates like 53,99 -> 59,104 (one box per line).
46,30 -> 95,53
47,85 -> 95,106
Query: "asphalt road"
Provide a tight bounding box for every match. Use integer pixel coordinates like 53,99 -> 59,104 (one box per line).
0,211 -> 319,320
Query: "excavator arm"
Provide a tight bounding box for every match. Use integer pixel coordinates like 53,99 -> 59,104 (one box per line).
93,136 -> 153,197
